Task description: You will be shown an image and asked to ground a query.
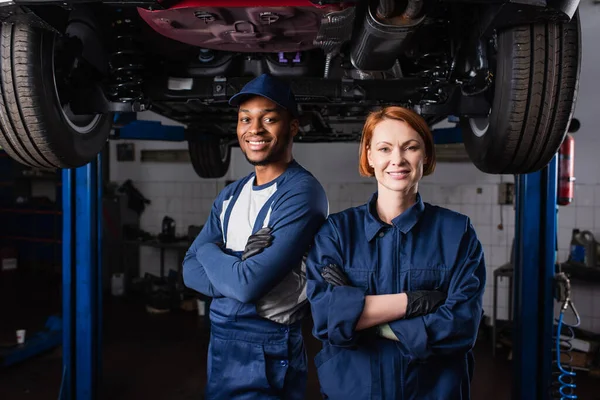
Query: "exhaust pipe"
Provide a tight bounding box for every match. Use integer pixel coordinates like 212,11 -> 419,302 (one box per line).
351,0 -> 426,72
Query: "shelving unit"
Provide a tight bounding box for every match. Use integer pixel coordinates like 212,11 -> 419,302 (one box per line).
0,150 -> 62,272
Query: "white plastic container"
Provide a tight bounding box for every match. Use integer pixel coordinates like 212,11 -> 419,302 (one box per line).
111,273 -> 125,297
197,299 -> 206,316
16,329 -> 26,344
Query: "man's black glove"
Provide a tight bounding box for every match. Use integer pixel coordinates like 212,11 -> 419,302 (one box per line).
404,290 -> 446,319
320,264 -> 351,286
241,227 -> 273,261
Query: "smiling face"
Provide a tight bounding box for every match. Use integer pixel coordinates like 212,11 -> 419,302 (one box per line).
237,96 -> 298,167
367,118 -> 427,196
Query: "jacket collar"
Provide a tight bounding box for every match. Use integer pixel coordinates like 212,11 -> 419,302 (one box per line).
364,192 -> 425,241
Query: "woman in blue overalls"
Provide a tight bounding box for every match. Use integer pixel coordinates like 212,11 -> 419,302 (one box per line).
306,106 -> 486,400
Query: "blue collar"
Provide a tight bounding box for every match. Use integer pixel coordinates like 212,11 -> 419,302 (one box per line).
364,192 -> 425,241
251,159 -> 300,190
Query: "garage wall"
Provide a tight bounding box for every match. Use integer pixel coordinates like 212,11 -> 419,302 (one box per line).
549,2 -> 600,334
108,1 -> 600,332
109,136 -> 516,326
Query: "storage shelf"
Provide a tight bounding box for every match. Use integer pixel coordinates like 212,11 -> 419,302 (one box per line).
0,236 -> 61,244
0,208 -> 61,215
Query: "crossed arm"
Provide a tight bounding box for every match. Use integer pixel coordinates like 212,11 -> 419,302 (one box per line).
306,219 -> 485,360
182,198 -> 226,298
182,183 -> 328,303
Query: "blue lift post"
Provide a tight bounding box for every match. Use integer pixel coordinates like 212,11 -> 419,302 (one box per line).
433,122 -> 560,398
61,153 -> 103,400
512,156 -> 558,399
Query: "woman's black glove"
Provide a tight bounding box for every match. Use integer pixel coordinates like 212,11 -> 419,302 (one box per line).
241,227 -> 273,260
320,264 -> 446,317
320,264 -> 351,286
404,290 -> 446,319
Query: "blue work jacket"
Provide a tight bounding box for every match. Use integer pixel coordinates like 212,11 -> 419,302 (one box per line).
182,161 -> 328,399
306,193 -> 486,400
183,160 -> 328,326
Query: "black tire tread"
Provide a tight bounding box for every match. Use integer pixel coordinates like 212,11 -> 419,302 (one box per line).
463,13 -> 580,174
0,21 -> 111,169
188,138 -> 231,179
0,23 -> 58,169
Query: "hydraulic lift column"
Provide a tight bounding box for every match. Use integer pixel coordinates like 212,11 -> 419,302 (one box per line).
61,154 -> 103,400
512,156 -> 558,399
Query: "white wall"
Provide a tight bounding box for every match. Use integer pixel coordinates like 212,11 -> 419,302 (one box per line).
109,1 -> 600,332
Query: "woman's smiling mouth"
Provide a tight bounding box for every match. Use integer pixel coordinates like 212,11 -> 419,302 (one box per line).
386,170 -> 410,179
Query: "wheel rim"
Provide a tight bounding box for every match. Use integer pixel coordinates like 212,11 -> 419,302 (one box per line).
469,117 -> 489,138
52,36 -> 102,135
60,102 -> 102,134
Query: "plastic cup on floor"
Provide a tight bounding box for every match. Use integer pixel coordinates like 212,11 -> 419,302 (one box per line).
16,329 -> 26,345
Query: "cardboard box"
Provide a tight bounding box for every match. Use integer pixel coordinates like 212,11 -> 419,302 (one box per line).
0,247 -> 17,271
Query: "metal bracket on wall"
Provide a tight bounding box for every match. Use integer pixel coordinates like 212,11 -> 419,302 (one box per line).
498,182 -> 515,205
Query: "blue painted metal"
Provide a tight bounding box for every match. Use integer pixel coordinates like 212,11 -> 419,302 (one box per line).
512,156 -> 558,399
432,126 -> 463,145
61,168 -> 73,399
114,120 -> 186,141
542,157 -> 559,399
0,316 -> 62,367
112,112 -> 137,127
96,153 -> 103,379
75,163 -> 93,399
61,159 -> 102,400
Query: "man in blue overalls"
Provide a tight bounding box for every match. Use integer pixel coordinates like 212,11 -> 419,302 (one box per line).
183,73 -> 328,400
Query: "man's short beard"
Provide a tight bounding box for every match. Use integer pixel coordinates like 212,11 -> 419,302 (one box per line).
246,156 -> 272,167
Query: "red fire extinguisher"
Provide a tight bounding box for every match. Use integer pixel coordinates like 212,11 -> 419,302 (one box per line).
557,133 -> 575,206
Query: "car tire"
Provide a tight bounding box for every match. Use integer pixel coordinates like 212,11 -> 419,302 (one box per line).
461,12 -> 581,174
0,22 -> 111,169
188,136 -> 231,178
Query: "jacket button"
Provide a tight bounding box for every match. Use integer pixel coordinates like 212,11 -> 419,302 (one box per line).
280,360 -> 288,367
378,232 -> 385,238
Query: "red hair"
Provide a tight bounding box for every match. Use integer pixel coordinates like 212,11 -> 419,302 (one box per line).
358,106 -> 436,177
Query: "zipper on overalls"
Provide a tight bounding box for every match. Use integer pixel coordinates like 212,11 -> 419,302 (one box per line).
396,228 -> 405,399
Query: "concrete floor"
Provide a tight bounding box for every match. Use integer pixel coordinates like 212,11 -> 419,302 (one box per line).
1,279 -> 599,400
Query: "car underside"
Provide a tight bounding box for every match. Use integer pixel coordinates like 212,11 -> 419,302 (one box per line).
0,0 -> 582,177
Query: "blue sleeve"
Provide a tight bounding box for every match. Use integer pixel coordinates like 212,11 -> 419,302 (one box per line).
389,222 -> 486,360
199,181 -> 328,303
306,219 -> 366,347
182,196 -> 225,298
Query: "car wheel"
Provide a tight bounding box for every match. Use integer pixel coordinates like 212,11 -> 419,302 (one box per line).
461,12 -> 581,174
188,136 -> 231,178
0,22 -> 111,169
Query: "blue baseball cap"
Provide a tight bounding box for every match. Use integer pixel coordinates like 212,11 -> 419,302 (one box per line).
229,74 -> 299,118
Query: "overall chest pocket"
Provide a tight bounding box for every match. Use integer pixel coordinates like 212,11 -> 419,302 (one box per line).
409,264 -> 451,292
345,268 -> 372,293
